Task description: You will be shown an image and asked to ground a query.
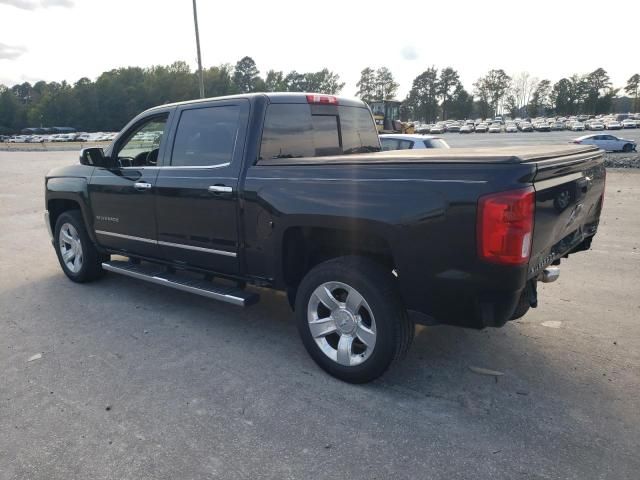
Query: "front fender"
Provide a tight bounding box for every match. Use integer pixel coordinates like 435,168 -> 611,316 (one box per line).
46,176 -> 97,245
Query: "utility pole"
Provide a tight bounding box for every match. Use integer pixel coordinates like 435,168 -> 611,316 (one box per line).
192,0 -> 205,99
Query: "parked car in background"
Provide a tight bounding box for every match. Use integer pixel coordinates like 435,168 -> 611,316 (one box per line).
459,124 -> 474,133
446,122 -> 461,133
379,134 -> 450,150
605,120 -> 622,130
586,121 -> 605,131
573,134 -> 637,152
518,122 -> 533,132
570,122 -> 585,131
621,119 -> 637,129
505,123 -> 518,133
551,122 -> 565,131
534,122 -> 551,132
429,124 -> 445,134
475,123 -> 489,133
488,123 -> 502,133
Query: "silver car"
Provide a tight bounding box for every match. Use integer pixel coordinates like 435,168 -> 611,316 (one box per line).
573,134 -> 637,152
379,134 -> 450,151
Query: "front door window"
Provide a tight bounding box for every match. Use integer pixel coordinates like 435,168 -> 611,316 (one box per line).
116,115 -> 168,167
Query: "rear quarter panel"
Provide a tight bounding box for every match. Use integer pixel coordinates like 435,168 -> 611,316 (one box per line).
241,161 -> 536,325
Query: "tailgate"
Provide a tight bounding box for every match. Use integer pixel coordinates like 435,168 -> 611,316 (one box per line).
528,148 -> 606,278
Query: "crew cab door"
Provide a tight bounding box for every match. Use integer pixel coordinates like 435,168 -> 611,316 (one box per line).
153,99 -> 250,274
89,112 -> 172,258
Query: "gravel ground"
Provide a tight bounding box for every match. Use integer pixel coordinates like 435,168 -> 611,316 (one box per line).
1,152 -> 639,480
603,152 -> 640,168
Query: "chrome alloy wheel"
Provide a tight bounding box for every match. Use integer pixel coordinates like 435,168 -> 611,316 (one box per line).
307,281 -> 377,367
58,222 -> 83,273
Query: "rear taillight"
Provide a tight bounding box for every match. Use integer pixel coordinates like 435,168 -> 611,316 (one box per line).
306,94 -> 338,105
477,187 -> 535,265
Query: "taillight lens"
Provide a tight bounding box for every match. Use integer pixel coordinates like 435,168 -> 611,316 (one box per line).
477,187 -> 535,265
306,94 -> 338,105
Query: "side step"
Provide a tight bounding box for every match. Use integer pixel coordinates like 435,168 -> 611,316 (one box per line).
102,260 -> 259,307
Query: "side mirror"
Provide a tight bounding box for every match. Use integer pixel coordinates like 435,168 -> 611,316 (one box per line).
79,147 -> 109,167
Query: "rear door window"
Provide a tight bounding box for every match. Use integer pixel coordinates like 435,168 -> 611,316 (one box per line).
171,105 -> 241,167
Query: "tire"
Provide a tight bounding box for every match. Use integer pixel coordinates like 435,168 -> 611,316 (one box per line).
622,143 -> 633,153
509,289 -> 531,320
54,210 -> 107,283
295,256 -> 414,383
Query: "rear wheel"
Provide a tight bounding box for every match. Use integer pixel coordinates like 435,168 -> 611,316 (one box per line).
295,257 -> 413,383
54,210 -> 107,283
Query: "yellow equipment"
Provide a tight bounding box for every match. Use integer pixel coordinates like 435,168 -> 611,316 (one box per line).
369,100 -> 415,134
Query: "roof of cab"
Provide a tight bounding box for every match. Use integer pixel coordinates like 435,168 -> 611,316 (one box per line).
143,92 -> 366,115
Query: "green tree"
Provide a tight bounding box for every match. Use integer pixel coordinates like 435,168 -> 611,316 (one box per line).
233,56 -> 261,93
474,69 -> 511,117
528,79 -> 552,116
438,67 -> 461,119
303,68 -> 344,94
264,70 -> 287,92
583,68 -> 611,114
447,85 -> 473,119
552,78 -> 574,115
203,64 -> 235,97
406,67 -> 439,122
625,74 -> 640,112
355,67 -> 376,102
373,67 -> 398,100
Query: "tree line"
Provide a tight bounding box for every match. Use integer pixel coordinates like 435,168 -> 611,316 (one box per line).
0,56 -> 638,133
398,67 -> 639,123
0,57 -> 344,134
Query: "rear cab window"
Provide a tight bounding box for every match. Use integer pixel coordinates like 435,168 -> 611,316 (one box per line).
259,103 -> 380,162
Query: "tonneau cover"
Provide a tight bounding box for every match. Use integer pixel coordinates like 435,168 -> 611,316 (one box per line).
258,144 -> 600,166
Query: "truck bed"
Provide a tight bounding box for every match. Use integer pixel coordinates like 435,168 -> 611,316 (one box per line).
258,144 -> 600,165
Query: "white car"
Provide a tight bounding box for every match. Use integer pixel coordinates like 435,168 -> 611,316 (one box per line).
379,134 -> 450,151
605,121 -> 622,130
505,123 -> 518,133
621,119 -> 637,129
488,123 -> 502,133
475,123 -> 489,133
587,122 -> 605,131
570,122 -> 585,131
573,134 -> 637,152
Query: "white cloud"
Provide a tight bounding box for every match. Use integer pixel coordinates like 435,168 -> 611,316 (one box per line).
0,0 -> 73,9
0,42 -> 27,60
400,45 -> 418,61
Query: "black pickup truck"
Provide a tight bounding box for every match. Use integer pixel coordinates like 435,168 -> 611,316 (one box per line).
45,93 -> 606,383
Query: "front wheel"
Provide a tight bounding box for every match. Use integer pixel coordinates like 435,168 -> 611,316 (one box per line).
295,257 -> 414,383
622,143 -> 633,153
54,210 -> 107,283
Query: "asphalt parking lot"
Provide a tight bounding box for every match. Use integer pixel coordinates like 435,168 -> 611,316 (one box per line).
1,151 -> 639,480
444,128 -> 640,148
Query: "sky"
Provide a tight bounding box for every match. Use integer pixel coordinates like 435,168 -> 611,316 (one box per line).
1,0 -> 638,98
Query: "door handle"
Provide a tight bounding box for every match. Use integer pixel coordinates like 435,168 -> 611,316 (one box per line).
134,182 -> 152,191
208,185 -> 233,194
